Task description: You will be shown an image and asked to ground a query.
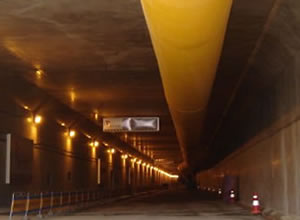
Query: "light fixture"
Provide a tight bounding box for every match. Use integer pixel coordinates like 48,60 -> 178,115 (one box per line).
142,162 -> 146,167
94,112 -> 99,120
89,140 -> 99,148
36,69 -> 43,78
107,148 -> 115,154
34,115 -> 42,124
137,160 -> 142,165
68,129 -> 76,138
122,154 -> 128,160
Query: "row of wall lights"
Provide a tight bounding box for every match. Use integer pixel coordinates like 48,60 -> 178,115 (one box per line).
25,110 -> 179,179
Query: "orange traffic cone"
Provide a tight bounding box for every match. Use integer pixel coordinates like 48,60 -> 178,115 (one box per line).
251,193 -> 261,214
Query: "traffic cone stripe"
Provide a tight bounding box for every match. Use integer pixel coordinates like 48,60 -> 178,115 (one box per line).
251,193 -> 261,214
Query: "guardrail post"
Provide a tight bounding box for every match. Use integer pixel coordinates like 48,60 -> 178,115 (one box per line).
37,192 -> 43,218
68,192 -> 71,205
59,191 -> 63,212
23,192 -> 30,220
9,193 -> 15,220
68,192 -> 72,212
48,192 -> 54,216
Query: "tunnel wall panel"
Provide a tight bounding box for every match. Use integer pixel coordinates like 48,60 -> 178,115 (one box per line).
197,119 -> 300,216
0,76 -> 165,206
0,97 -> 101,204
197,0 -> 300,217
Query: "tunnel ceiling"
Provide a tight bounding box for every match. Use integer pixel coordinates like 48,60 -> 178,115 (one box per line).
0,0 -> 276,173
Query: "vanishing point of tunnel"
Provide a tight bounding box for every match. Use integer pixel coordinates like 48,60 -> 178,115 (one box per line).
0,0 -> 300,219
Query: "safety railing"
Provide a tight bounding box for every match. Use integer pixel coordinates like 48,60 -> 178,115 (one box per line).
9,190 -> 114,220
8,186 -> 162,220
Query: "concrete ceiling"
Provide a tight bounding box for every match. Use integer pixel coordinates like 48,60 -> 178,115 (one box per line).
0,0 -> 276,173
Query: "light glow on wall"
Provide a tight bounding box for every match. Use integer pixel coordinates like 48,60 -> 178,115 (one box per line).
36,69 -> 43,79
30,124 -> 38,143
92,147 -> 96,158
66,137 -> 72,152
97,158 -> 101,184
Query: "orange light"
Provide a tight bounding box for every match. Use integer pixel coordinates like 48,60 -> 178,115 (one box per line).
36,69 -> 43,78
89,141 -> 99,148
70,89 -> 76,103
107,148 -> 115,154
69,130 -> 76,138
34,115 -> 42,124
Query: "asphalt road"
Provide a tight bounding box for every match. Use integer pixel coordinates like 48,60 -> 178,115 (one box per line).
1,189 -> 265,220
50,189 -> 265,220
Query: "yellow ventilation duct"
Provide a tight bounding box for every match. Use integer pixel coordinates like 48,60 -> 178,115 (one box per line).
141,0 -> 232,171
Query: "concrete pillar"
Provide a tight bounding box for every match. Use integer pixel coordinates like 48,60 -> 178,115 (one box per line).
121,157 -> 127,189
130,159 -> 136,193
145,165 -> 149,186
140,164 -> 144,187
107,152 -> 114,191
137,162 -> 141,188
142,163 -> 146,187
149,166 -> 152,185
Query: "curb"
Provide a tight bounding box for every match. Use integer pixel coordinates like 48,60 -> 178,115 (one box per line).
237,203 -> 299,220
262,209 -> 300,220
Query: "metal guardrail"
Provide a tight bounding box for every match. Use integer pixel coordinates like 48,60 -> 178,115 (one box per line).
9,190 -> 116,220
8,186 -> 161,220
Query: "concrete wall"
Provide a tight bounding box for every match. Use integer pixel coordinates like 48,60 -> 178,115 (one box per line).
197,117 -> 300,216
0,75 -> 166,206
197,0 -> 300,217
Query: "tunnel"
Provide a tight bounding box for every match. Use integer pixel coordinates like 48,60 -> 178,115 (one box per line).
0,0 -> 299,220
